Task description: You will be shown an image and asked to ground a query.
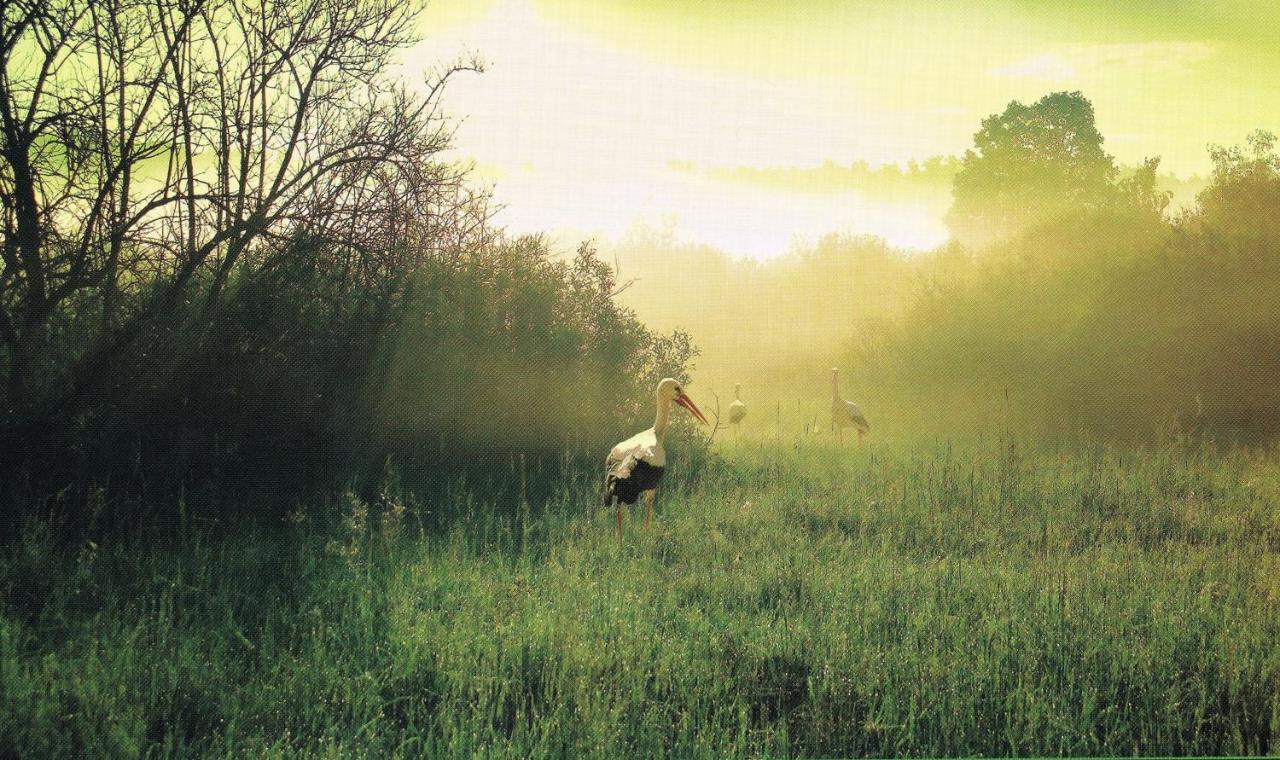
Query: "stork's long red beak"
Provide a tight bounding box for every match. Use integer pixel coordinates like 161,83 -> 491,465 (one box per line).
676,393 -> 709,425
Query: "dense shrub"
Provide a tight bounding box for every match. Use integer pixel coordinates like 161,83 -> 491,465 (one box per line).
2,233 -> 698,529
374,238 -> 698,465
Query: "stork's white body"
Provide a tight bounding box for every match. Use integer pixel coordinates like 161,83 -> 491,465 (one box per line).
728,383 -> 747,435
607,428 -> 665,474
830,368 -> 869,445
834,398 -> 868,429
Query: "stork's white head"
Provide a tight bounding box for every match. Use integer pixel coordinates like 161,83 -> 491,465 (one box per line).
657,378 -> 709,425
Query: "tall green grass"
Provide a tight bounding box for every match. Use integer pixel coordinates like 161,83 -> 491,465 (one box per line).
3,439 -> 1279,756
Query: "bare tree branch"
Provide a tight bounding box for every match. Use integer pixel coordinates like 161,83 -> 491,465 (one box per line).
0,0 -> 487,429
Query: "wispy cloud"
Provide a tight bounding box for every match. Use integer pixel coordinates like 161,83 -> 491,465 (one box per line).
994,41 -> 1214,80
993,53 -> 1076,80
1082,41 -> 1215,70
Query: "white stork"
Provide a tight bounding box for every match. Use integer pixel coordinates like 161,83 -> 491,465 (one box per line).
830,367 -> 869,445
604,378 -> 708,540
728,383 -> 747,436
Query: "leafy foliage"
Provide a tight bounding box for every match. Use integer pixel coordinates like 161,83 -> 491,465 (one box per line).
374,238 -> 698,467
946,91 -> 1157,248
1192,129 -> 1280,238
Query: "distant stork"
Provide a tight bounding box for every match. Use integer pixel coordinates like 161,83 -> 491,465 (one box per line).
830,367 -> 869,445
728,383 -> 747,436
604,378 -> 708,541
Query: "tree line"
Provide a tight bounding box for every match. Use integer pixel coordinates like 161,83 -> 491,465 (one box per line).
858,93 -> 1280,441
606,92 -> 1280,445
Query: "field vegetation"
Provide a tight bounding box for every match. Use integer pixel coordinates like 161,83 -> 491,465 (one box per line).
5,439 -> 1280,757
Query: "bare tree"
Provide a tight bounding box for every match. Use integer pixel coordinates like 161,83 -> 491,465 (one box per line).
0,0 -> 481,431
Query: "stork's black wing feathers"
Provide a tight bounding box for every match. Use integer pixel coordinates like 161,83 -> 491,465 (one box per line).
604,459 -> 665,505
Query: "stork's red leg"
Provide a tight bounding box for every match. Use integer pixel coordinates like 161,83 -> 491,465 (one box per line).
645,491 -> 654,527
617,504 -> 623,543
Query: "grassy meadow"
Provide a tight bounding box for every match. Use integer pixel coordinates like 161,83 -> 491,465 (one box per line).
5,436 -> 1279,757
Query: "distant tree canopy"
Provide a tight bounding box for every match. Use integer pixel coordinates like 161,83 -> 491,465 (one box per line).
946,91 -> 1168,249
700,155 -> 962,199
604,226 -> 918,395
1191,129 -> 1280,238
862,129 -> 1280,442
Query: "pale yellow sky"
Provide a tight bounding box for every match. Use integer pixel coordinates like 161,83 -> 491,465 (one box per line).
402,0 -> 1279,255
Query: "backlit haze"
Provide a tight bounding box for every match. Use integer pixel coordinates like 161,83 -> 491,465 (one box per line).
402,0 -> 1279,257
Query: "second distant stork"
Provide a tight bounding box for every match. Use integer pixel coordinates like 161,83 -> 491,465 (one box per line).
728,383 -> 747,437
830,367 -> 870,446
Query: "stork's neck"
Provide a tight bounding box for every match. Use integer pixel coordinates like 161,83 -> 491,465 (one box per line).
831,372 -> 840,400
654,395 -> 673,440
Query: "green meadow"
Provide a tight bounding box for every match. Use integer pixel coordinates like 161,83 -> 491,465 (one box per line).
5,438 -> 1278,757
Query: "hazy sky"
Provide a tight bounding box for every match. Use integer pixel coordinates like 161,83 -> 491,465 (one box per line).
403,0 -> 1280,255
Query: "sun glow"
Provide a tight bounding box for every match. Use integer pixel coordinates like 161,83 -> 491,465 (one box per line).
405,0 -> 1279,257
